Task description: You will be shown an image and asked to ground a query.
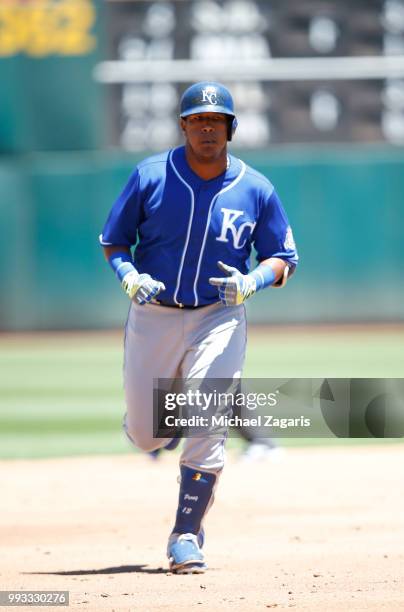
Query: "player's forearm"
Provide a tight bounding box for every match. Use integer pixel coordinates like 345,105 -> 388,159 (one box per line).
103,245 -> 165,304
105,247 -> 139,289
103,245 -> 131,263
253,257 -> 288,288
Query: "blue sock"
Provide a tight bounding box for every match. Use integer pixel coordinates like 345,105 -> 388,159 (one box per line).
172,465 -> 217,535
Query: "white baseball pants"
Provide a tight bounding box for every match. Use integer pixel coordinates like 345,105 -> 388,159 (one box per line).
123,301 -> 247,473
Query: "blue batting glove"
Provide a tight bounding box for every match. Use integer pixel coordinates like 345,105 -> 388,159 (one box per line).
208,261 -> 257,306
122,271 -> 165,305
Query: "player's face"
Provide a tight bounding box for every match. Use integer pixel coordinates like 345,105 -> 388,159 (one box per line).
181,113 -> 228,160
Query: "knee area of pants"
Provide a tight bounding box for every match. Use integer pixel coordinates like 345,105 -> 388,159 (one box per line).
123,425 -> 159,452
180,462 -> 224,477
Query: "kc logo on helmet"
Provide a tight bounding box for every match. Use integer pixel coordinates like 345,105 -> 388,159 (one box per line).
202,87 -> 217,105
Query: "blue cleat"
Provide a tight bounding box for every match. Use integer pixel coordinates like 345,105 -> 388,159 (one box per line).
148,448 -> 161,460
167,533 -> 207,574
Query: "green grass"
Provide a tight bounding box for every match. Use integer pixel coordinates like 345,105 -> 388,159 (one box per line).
244,327 -> 404,378
0,326 -> 403,459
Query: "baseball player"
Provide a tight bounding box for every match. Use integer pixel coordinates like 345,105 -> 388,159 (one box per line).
100,81 -> 298,574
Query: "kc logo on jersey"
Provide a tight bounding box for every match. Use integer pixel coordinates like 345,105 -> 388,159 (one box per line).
216,208 -> 256,249
202,87 -> 218,105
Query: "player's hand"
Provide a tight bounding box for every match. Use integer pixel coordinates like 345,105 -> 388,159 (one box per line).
209,261 -> 256,306
121,271 -> 166,305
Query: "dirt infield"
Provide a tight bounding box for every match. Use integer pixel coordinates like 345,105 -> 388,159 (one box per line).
1,445 -> 403,611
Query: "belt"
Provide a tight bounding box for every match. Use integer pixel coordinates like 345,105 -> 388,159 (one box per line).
152,299 -> 210,309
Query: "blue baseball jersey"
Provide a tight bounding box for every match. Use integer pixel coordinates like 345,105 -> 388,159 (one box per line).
100,146 -> 298,307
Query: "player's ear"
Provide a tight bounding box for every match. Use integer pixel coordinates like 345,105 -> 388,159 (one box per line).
180,117 -> 187,133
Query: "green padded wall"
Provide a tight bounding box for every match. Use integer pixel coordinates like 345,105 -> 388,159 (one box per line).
0,147 -> 403,329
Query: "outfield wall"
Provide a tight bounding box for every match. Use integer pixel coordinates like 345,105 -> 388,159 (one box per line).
0,147 -> 403,329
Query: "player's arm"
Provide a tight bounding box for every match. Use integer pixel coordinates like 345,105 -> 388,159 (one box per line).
209,184 -> 298,307
100,167 -> 166,305
103,245 -> 165,305
103,245 -> 130,261
258,257 -> 289,287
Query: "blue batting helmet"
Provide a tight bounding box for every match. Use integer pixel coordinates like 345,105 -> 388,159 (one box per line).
180,81 -> 238,141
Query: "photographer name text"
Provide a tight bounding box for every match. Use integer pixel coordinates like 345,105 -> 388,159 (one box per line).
164,414 -> 311,429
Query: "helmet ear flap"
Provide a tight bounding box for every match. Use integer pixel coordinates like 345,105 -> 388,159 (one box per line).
227,116 -> 238,141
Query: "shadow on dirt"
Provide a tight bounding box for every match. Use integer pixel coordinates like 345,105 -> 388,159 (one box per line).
23,564 -> 168,575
